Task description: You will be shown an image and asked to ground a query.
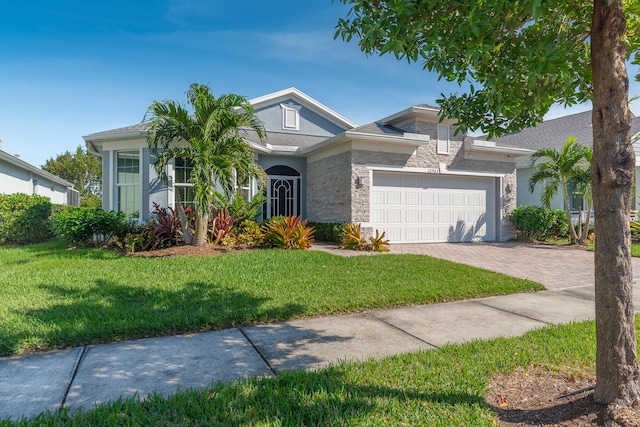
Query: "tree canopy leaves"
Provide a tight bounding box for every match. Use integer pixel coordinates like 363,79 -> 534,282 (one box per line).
335,0 -> 640,137
41,145 -> 102,208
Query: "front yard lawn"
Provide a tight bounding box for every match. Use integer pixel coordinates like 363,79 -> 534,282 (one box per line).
0,239 -> 543,356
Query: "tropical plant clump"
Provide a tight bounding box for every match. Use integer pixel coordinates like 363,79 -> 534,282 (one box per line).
262,216 -> 315,249
340,223 -> 390,252
117,203 -> 185,253
145,83 -> 266,246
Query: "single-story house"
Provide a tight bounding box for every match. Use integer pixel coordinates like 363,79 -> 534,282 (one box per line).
492,110 -> 640,212
0,146 -> 78,206
83,88 -> 533,243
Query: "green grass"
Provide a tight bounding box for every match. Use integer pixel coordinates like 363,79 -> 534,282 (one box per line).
8,318 -> 637,426
586,242 -> 640,256
0,239 -> 543,356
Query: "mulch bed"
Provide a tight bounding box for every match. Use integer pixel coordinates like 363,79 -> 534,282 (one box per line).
126,244 -> 248,258
486,367 -> 640,426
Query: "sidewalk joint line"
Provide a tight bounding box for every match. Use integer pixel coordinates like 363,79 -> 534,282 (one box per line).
59,346 -> 87,412
238,327 -> 277,377
474,301 -> 553,326
364,313 -> 440,349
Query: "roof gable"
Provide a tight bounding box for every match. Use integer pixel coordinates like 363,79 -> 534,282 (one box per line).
249,88 -> 357,133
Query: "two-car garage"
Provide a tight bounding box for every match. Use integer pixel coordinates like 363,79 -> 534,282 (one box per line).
369,171 -> 498,243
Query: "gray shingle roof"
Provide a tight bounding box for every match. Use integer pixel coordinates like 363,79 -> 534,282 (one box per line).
351,121 -> 404,136
492,110 -> 640,166
84,123 -> 149,138
242,129 -> 330,150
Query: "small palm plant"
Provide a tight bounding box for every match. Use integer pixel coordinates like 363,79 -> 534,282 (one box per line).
528,136 -> 592,244
341,223 -> 390,252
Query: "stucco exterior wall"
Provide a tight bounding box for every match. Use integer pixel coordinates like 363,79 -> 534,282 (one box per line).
0,157 -> 70,205
254,98 -> 345,136
306,151 -> 352,222
516,166 -> 572,211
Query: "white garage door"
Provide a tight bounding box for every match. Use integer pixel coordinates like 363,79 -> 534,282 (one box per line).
370,172 -> 496,243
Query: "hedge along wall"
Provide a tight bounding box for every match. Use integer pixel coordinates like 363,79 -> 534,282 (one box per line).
0,193 -> 53,244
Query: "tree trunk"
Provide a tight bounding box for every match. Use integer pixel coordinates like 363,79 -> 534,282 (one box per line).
591,0 -> 640,406
175,202 -> 193,245
193,212 -> 209,246
579,203 -> 593,243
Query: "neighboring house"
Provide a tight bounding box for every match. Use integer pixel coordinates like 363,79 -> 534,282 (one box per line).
84,88 -> 532,243
492,110 -> 640,212
0,148 -> 78,206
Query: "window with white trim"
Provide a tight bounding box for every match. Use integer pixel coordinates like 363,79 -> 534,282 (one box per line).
116,151 -> 141,218
437,124 -> 450,154
568,180 -> 585,212
174,157 -> 195,208
281,103 -> 300,130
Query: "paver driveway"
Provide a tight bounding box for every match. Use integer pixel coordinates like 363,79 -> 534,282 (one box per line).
313,241 -> 640,290
389,242 -> 640,290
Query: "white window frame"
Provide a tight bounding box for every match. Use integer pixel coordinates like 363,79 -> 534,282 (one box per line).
116,150 -> 142,220
172,157 -> 195,209
281,103 -> 300,131
437,123 -> 450,155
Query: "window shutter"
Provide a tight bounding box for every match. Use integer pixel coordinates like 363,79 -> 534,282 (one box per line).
437,124 -> 449,154
281,104 -> 300,130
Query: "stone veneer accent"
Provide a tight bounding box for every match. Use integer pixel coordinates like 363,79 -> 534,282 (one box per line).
306,151 -> 353,222
306,121 -> 519,242
350,140 -> 517,241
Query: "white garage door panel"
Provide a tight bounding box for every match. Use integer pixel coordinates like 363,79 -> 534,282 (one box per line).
371,172 -> 496,243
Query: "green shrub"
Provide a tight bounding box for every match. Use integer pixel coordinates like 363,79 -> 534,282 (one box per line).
307,222 -> 347,242
509,205 -> 568,241
234,220 -> 264,248
52,207 -> 128,247
0,193 -> 53,244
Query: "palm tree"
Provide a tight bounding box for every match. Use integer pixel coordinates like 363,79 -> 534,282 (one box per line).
528,136 -> 592,244
144,83 -> 266,246
571,148 -> 593,243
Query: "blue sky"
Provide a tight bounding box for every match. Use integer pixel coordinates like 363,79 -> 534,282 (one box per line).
1,1 -> 639,168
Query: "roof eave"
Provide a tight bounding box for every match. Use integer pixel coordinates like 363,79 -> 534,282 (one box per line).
300,131 -> 428,155
465,140 -> 534,156
0,150 -> 74,187
379,105 -> 443,125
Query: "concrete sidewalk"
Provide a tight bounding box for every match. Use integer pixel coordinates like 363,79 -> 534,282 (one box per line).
3,284 -> 639,421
